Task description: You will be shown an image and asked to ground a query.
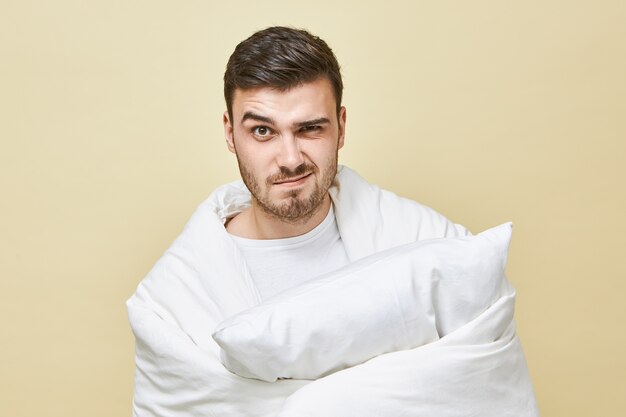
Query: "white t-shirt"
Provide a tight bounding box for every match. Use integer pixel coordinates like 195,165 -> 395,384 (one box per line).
229,206 -> 350,301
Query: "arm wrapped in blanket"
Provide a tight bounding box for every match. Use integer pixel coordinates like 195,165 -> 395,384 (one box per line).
213,223 -> 539,416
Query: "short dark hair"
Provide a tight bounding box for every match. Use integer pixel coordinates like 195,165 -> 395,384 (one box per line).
224,26 -> 343,120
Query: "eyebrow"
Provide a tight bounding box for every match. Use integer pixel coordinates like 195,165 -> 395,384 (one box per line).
296,117 -> 330,128
240,112 -> 330,128
241,112 -> 275,125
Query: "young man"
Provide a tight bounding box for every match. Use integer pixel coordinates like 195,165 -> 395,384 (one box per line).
127,27 -> 538,417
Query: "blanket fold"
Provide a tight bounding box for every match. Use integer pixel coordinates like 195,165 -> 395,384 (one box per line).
278,286 -> 537,417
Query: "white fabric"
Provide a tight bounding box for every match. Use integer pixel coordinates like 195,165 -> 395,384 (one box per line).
229,204 -> 349,300
213,223 -> 512,382
127,165 -> 539,417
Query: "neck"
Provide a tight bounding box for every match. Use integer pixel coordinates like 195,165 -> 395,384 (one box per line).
226,194 -> 332,240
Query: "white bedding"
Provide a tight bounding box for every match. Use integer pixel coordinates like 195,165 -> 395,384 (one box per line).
127,165 -> 539,417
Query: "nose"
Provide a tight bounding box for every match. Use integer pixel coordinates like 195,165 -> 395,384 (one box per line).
276,134 -> 304,171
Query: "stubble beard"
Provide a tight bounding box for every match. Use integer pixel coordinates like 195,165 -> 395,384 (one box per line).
236,152 -> 338,225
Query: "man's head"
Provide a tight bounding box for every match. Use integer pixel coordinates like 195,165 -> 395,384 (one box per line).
223,27 -> 346,225
224,26 -> 343,123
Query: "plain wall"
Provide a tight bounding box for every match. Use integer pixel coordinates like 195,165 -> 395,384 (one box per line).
1,1 -> 624,416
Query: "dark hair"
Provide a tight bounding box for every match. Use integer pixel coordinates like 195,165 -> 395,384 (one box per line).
224,26 -> 343,120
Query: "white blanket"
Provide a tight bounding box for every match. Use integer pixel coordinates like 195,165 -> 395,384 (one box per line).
127,166 -> 539,417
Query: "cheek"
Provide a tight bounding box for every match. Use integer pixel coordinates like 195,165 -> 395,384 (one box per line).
237,142 -> 277,173
305,142 -> 338,162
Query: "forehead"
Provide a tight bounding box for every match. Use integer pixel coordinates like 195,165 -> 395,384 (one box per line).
232,78 -> 336,124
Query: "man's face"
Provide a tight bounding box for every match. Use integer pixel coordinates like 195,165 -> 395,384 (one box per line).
223,78 -> 346,223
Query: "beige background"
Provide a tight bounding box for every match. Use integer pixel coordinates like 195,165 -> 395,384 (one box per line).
1,1 -> 624,416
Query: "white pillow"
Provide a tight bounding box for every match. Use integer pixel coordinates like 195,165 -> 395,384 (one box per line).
212,223 -> 512,382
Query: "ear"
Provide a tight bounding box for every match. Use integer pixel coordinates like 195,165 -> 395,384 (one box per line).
223,111 -> 236,153
337,106 -> 347,150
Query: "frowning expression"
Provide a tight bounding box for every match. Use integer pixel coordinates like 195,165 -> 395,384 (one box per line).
224,78 -> 346,222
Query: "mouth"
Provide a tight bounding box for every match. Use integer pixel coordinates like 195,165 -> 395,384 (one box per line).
273,173 -> 312,186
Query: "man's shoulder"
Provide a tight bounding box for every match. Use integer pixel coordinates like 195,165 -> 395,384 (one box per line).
127,180 -> 258,327
332,166 -> 470,258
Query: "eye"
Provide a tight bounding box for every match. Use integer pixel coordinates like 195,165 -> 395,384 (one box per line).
252,126 -> 274,140
300,125 -> 321,133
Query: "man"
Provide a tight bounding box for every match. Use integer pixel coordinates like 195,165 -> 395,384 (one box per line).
128,26 -> 538,416
221,27 -> 350,298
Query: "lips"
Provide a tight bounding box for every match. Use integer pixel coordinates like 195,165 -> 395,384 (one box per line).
273,173 -> 311,185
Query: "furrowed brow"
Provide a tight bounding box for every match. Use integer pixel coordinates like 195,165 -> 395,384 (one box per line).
241,112 -> 275,125
295,117 -> 331,128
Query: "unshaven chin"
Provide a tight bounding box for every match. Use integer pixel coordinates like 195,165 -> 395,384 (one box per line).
236,154 -> 338,225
